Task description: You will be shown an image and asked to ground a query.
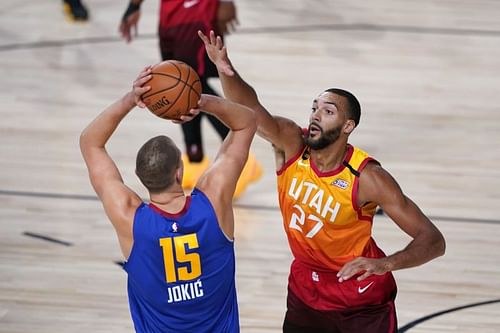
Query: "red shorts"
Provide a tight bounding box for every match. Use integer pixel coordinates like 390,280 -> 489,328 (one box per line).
284,259 -> 398,332
284,288 -> 397,333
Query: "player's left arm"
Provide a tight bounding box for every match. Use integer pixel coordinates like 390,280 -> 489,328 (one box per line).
337,162 -> 446,282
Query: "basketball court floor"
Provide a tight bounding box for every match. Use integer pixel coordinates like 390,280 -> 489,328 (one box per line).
1,1 -> 499,332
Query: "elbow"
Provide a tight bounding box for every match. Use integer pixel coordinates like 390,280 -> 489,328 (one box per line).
79,130 -> 87,153
240,106 -> 257,133
433,230 -> 446,258
438,233 -> 446,257
79,128 -> 94,158
79,128 -> 91,153
248,111 -> 258,133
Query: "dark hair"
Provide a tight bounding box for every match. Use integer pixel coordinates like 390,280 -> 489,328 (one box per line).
135,135 -> 180,193
324,88 -> 361,127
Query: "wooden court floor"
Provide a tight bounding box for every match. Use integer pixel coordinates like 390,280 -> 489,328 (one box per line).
1,1 -> 499,332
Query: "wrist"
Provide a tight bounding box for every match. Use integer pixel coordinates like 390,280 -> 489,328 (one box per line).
123,92 -> 137,109
122,1 -> 142,21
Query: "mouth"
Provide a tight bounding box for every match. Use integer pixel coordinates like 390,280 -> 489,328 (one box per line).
308,123 -> 322,137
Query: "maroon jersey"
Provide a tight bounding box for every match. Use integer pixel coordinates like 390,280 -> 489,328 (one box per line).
158,0 -> 219,77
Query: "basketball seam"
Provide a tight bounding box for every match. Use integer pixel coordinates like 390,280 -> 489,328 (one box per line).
157,62 -> 192,119
144,73 -> 201,100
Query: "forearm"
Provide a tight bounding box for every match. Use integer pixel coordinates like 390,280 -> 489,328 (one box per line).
218,64 -> 260,108
385,230 -> 446,271
80,92 -> 136,150
199,95 -> 255,131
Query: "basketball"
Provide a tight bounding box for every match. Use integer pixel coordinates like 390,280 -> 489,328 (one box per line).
142,60 -> 202,121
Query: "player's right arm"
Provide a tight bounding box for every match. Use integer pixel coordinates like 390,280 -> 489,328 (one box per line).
199,30 -> 304,164
188,95 -> 257,238
79,66 -> 152,258
119,0 -> 143,43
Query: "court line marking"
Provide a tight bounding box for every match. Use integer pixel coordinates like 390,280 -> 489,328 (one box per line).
1,23 -> 499,51
1,189 -> 499,225
22,231 -> 73,246
398,298 -> 500,332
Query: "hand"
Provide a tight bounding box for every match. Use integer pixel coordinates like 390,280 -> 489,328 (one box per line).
337,257 -> 391,282
132,66 -> 152,108
198,30 -> 235,76
216,1 -> 238,35
119,5 -> 141,43
172,108 -> 201,124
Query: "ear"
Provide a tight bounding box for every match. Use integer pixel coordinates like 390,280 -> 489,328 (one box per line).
175,167 -> 183,185
343,120 -> 356,135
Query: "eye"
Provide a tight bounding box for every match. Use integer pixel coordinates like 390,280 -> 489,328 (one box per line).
311,107 -> 317,113
326,109 -> 334,115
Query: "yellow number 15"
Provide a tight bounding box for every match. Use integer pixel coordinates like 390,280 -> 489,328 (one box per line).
159,233 -> 201,283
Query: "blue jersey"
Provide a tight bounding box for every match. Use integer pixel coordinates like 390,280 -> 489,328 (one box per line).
123,188 -> 239,333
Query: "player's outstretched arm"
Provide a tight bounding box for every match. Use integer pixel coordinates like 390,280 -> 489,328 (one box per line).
337,162 -> 446,282
198,30 -> 303,159
194,95 -> 256,238
79,66 -> 152,258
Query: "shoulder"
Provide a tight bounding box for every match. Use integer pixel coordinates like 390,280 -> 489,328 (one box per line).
358,161 -> 401,205
275,116 -> 303,136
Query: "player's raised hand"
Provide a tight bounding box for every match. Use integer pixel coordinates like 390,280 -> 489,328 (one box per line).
198,30 -> 235,76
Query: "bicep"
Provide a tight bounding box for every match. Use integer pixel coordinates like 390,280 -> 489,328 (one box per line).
360,164 -> 434,238
254,105 -> 303,152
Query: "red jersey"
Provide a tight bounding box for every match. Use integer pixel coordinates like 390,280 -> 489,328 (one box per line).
158,0 -> 219,76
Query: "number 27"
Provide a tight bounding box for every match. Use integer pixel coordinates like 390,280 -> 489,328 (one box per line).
289,204 -> 324,238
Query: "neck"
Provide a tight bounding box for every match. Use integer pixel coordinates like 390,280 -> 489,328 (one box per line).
310,140 -> 349,172
149,187 -> 186,209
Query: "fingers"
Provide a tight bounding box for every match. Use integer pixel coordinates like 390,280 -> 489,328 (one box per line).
133,24 -> 138,39
356,271 -> 372,281
119,24 -> 131,42
198,30 -> 209,44
198,30 -> 225,49
216,35 -> 223,49
209,30 -> 216,45
173,109 -> 201,123
337,258 -> 365,282
133,66 -> 153,108
337,257 -> 388,282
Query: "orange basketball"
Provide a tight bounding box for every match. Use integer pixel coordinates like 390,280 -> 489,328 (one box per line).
142,60 -> 202,121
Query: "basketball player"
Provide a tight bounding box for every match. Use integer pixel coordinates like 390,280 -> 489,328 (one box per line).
80,66 -> 256,332
200,31 -> 446,333
119,0 -> 262,197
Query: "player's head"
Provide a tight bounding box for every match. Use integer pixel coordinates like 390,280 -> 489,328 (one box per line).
324,88 -> 361,127
135,135 -> 182,193
305,88 -> 361,150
